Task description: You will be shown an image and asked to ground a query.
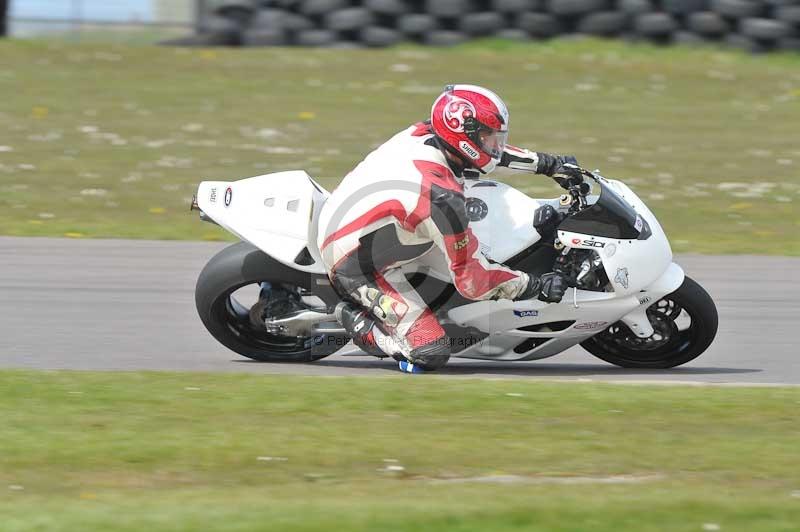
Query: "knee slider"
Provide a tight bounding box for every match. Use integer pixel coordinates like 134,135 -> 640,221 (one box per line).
409,338 -> 451,371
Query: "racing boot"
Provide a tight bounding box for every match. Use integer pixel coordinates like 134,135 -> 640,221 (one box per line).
334,302 -> 386,358
395,340 -> 451,374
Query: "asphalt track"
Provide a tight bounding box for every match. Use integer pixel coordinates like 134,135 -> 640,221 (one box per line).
1,236 -> 798,384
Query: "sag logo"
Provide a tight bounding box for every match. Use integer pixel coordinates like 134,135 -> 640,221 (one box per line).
453,235 -> 470,250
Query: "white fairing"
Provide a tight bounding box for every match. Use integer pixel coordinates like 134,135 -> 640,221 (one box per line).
462,180 -> 545,262
445,262 -> 684,361
196,171 -> 328,274
557,179 -> 672,297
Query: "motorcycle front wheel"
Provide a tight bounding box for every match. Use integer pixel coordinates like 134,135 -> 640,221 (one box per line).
580,276 -> 718,369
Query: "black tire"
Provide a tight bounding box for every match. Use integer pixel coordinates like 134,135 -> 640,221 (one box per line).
325,8 -> 374,31
581,276 -> 718,369
365,0 -> 411,16
195,242 -> 347,363
251,8 -> 286,30
212,0 -> 256,23
242,28 -> 287,46
662,0 -> 710,15
194,13 -> 244,35
740,18 -> 791,41
296,29 -> 337,46
491,0 -> 541,13
687,12 -> 729,36
360,26 -> 403,47
423,30 -> 468,46
516,12 -> 563,38
547,0 -> 609,16
283,14 -> 313,32
725,33 -> 773,53
776,6 -> 800,25
494,28 -> 531,40
577,11 -> 629,36
299,0 -> 347,16
618,0 -> 654,15
710,0 -> 764,19
635,13 -> 679,36
459,12 -> 505,35
673,30 -> 709,45
425,0 -> 476,17
398,14 -> 439,35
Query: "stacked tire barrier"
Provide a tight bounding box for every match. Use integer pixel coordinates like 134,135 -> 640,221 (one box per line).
166,0 -> 800,52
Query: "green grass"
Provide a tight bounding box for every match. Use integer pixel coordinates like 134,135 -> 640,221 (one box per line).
1,370 -> 799,531
0,38 -> 798,253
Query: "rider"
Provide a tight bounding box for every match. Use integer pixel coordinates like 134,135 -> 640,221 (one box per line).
317,84 -> 582,373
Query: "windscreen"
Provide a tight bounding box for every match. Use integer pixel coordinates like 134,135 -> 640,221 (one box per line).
558,181 -> 644,239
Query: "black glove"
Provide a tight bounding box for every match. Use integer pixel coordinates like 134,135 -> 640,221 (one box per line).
516,272 -> 569,303
561,155 -> 579,166
552,163 -> 584,190
536,153 -> 579,176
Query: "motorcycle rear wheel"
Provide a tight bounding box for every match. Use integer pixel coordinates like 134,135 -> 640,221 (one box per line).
195,242 -> 347,363
580,276 -> 718,369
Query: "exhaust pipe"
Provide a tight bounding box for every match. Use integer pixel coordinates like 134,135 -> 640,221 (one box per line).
189,194 -> 219,226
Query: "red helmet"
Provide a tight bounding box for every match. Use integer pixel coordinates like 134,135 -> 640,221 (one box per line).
431,84 -> 509,174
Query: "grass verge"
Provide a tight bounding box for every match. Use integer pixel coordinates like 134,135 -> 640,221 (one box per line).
0,39 -> 798,253
1,370 -> 799,531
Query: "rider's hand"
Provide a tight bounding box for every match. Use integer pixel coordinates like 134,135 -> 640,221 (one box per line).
536,153 -> 579,175
552,163 -> 584,190
561,155 -> 579,166
515,272 -> 569,303
538,272 -> 569,303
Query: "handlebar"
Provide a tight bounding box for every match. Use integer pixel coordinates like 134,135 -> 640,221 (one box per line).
560,166 -> 601,210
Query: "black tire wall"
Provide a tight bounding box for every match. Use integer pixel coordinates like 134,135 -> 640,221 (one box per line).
167,0 -> 800,52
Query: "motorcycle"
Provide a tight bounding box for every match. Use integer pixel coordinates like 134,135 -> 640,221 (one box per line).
191,166 -> 718,369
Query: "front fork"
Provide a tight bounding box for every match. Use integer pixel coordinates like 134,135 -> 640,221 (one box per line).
621,306 -> 655,338
618,262 -> 685,338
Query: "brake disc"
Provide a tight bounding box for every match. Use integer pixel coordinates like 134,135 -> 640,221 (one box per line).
249,288 -> 302,332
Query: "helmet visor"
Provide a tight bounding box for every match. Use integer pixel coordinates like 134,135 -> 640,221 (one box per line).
477,128 -> 508,160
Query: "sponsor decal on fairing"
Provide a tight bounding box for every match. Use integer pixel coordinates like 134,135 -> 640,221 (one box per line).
513,310 -> 539,318
571,237 -> 605,248
574,321 -> 608,330
615,267 -> 629,289
224,186 -> 233,207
